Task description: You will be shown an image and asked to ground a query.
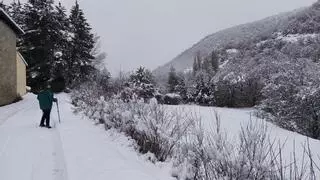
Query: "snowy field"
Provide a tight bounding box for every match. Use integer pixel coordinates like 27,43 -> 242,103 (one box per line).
1,94 -> 320,179
0,94 -> 174,180
173,105 -> 320,177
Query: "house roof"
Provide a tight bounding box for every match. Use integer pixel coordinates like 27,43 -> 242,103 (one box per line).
0,8 -> 24,35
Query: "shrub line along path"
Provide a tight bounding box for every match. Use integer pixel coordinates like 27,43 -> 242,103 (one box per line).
0,94 -> 173,180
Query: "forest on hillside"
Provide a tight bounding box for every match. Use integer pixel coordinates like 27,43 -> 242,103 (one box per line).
152,1 -> 320,141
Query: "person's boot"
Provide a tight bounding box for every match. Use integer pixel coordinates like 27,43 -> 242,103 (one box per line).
46,125 -> 52,129
40,124 -> 45,127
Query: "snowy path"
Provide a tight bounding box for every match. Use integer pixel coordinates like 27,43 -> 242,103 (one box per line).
0,94 -> 173,180
0,95 -> 66,180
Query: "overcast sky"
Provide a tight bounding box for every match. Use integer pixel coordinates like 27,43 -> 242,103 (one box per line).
6,0 -> 318,75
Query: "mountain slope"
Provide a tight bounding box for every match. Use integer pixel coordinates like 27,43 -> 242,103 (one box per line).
154,0 -> 320,140
153,6 -> 308,76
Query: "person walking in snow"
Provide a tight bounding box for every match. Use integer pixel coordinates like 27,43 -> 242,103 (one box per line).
37,85 -> 57,128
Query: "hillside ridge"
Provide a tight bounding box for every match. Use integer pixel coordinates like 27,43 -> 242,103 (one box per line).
153,6 -> 308,76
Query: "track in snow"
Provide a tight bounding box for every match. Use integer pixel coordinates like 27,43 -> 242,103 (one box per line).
0,94 -> 174,180
0,95 -> 68,180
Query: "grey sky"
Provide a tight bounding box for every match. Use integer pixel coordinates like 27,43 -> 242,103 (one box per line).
6,0 -> 318,75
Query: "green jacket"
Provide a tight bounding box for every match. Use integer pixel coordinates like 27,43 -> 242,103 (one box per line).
37,90 -> 56,110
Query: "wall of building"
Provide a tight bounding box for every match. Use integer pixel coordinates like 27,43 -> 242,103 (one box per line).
0,20 -> 18,106
16,53 -> 26,96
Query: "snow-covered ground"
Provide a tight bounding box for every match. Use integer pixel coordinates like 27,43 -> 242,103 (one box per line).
0,94 -> 174,180
276,33 -> 318,43
175,105 -> 320,175
1,94 -> 320,180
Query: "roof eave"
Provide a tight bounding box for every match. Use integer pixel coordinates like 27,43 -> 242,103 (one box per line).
0,8 -> 25,35
17,52 -> 28,67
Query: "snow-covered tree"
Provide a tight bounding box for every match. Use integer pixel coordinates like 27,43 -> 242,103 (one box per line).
7,0 -> 25,49
192,52 -> 201,74
193,70 -> 215,106
22,0 -> 58,89
167,66 -> 180,93
50,1 -> 72,87
14,0 -> 100,91
126,67 -> 156,101
210,50 -> 219,73
0,1 -> 9,12
9,0 -> 24,28
68,0 -> 95,85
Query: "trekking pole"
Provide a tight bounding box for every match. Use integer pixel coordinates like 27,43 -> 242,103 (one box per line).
56,100 -> 61,124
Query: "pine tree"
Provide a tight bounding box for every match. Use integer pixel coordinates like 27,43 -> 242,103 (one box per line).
167,66 -> 180,93
193,52 -> 201,74
175,72 -> 187,99
69,1 -> 95,85
22,0 -> 58,89
192,57 -> 198,74
129,67 -> 155,100
202,57 -> 213,74
194,70 -> 215,106
9,0 -> 25,48
211,50 -> 219,72
2,0 -> 103,91
9,0 -> 24,28
0,1 -> 8,12
130,67 -> 154,85
51,1 -> 71,85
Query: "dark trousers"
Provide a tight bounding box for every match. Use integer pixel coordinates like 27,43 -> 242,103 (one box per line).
40,109 -> 51,126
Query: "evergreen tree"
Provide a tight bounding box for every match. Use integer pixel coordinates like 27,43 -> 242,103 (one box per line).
0,1 -> 8,12
51,1 -> 72,85
1,0 -> 103,91
9,0 -> 25,28
175,72 -> 187,100
202,57 -> 213,75
193,52 -> 201,74
193,70 -> 215,106
211,50 -> 219,72
8,0 -> 25,48
22,0 -> 58,89
130,66 -> 154,85
192,58 -> 197,73
128,67 -> 155,101
167,66 -> 180,93
69,1 -> 95,85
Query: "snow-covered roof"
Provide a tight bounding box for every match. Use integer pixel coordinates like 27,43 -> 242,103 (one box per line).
0,8 -> 24,35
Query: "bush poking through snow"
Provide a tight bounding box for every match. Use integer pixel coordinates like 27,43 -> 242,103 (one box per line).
72,85 -> 320,179
173,112 -> 320,180
72,90 -> 193,161
163,93 -> 182,105
128,101 -> 193,161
